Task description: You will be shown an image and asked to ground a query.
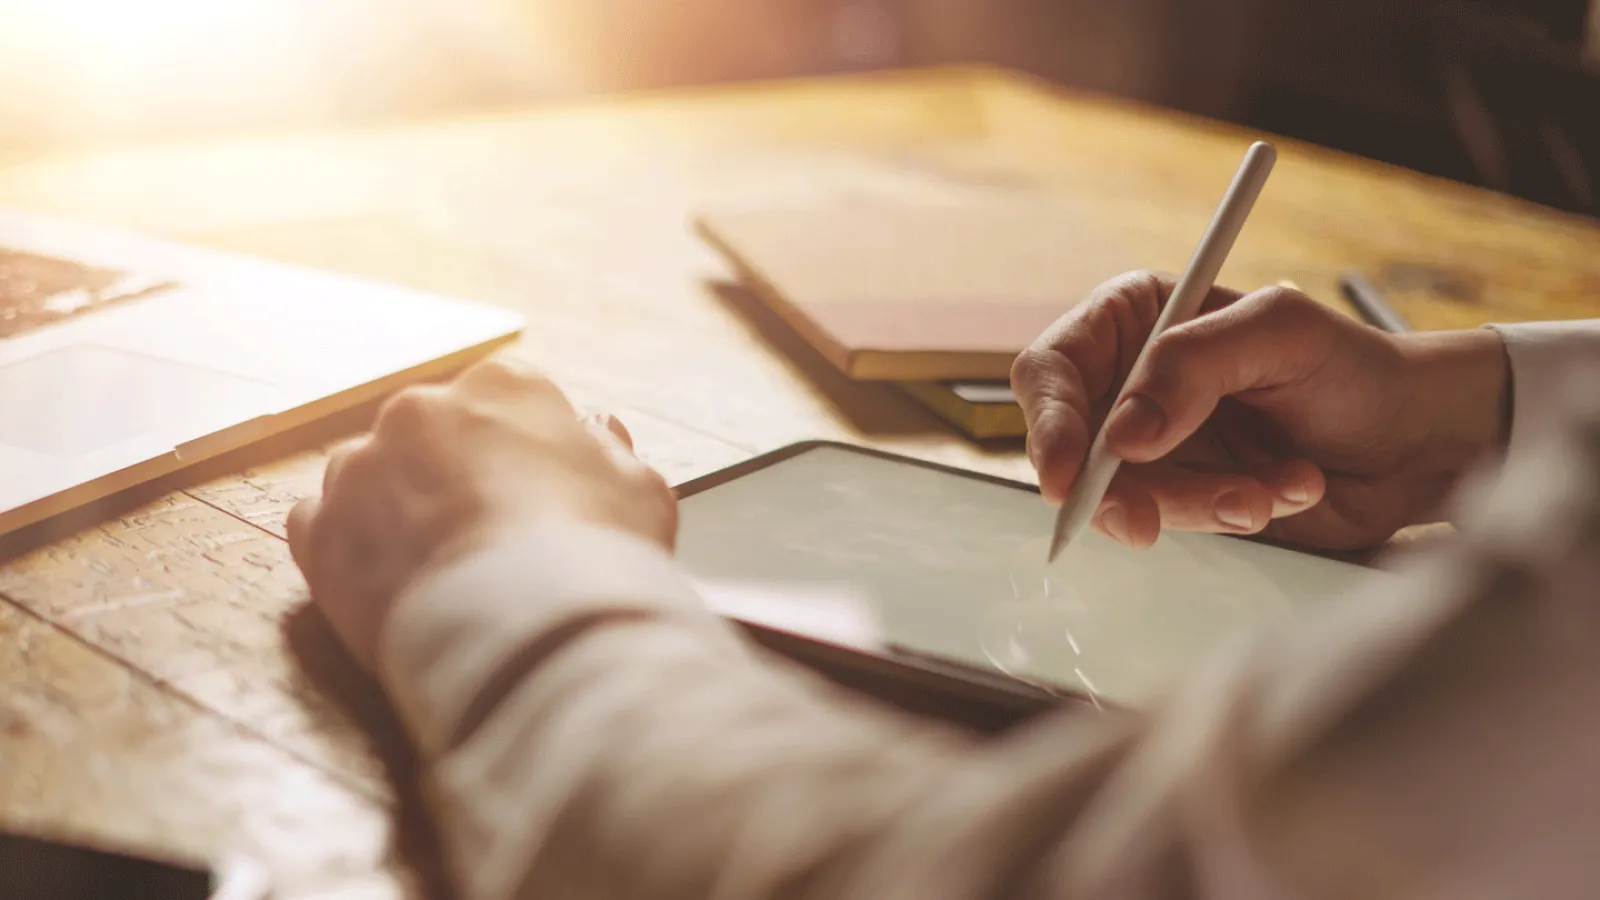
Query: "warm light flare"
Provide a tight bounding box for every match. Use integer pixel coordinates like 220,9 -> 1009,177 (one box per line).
8,0 -> 278,69
0,0 -> 411,141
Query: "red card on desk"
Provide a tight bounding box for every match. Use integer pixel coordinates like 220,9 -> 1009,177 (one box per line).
695,196 -> 1131,381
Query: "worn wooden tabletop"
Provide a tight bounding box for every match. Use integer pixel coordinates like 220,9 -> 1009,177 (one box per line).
1,66 -> 1597,898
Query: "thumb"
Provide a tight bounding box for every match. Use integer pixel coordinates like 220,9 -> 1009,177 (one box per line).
1103,286 -> 1334,462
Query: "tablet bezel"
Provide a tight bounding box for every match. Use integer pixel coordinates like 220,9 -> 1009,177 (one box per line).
675,440 -> 1378,734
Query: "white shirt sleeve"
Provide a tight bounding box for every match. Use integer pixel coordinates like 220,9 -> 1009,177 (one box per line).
1486,320 -> 1600,465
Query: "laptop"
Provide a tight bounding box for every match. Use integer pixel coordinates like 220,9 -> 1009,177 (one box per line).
0,208 -> 523,536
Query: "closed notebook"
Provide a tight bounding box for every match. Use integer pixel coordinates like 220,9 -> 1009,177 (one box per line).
695,196 -> 1132,381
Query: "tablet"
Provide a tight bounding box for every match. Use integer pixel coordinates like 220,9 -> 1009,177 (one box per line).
676,441 -> 1389,727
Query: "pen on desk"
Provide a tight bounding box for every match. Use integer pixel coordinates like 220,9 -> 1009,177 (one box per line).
1339,269 -> 1411,333
1047,140 -> 1277,563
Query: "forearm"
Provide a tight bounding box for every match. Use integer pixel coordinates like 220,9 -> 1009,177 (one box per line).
380,376 -> 1600,899
377,524 -> 982,900
431,618 -> 978,900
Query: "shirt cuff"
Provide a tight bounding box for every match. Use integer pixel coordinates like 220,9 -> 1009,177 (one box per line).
1484,320 -> 1600,467
376,523 -> 726,759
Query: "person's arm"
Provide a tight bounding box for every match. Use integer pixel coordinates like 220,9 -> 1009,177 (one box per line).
1486,319 -> 1600,463
378,370 -> 1600,900
379,523 -> 982,900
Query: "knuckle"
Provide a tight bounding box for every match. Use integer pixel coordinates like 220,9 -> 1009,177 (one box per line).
335,441 -> 383,485
1125,268 -> 1166,290
1123,268 -> 1170,307
461,355 -> 551,393
1253,284 -> 1320,323
320,444 -> 370,507
1083,270 -> 1166,323
1137,331 -> 1208,397
1143,328 -> 1194,377
1010,347 -> 1053,391
320,444 -> 353,495
456,356 -> 573,421
375,386 -> 444,437
639,466 -> 672,498
1100,268 -> 1161,293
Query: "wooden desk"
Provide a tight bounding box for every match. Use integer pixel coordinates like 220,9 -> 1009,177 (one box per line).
0,67 -> 1596,898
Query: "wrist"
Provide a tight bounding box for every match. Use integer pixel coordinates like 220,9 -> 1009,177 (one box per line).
1395,328 -> 1512,472
377,520 -> 716,759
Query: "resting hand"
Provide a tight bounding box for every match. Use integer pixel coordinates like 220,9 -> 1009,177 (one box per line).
1011,271 -> 1509,550
287,356 -> 675,669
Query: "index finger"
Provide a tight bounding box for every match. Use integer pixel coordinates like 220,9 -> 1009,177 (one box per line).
1011,270 -> 1242,503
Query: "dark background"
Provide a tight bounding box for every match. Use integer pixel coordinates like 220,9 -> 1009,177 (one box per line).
880,0 -> 1600,216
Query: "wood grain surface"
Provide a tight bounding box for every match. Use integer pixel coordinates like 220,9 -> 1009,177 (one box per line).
0,66 -> 1596,897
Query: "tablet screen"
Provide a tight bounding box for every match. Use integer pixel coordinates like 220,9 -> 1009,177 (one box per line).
676,443 -> 1390,708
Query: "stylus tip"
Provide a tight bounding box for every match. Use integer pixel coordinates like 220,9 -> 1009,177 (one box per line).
1046,536 -> 1065,564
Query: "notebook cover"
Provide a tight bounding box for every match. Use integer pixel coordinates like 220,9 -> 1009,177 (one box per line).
695,196 -> 1132,381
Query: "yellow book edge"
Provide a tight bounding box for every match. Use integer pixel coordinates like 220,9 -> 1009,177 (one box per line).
897,381 -> 1026,439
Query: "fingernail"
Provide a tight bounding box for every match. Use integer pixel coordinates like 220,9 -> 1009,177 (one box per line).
1214,490 -> 1256,531
1098,504 -> 1132,546
1278,483 -> 1311,505
1105,394 -> 1166,446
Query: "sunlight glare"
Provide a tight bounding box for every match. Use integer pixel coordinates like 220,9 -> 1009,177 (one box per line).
11,0 -> 277,60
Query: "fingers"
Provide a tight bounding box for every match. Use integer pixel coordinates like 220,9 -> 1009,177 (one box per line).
321,437 -> 361,497
318,441 -> 391,561
288,353 -> 614,671
372,386 -> 456,487
1260,471 -> 1428,551
1092,458 -> 1326,548
1254,458 -> 1326,512
585,411 -> 634,452
1013,271 -> 1244,501
1013,272 -> 1161,499
286,496 -> 319,576
1104,285 -> 1337,463
1093,483 -> 1162,549
1024,403 -> 1092,505
454,355 -> 572,423
297,357 -> 637,585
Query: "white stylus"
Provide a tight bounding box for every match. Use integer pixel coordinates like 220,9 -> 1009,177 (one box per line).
1046,140 -> 1277,563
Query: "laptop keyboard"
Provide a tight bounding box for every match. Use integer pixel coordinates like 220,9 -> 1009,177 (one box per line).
0,247 -> 174,339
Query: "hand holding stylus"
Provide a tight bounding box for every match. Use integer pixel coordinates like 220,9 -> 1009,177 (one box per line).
1043,141 -> 1277,561
1013,274 -> 1512,553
